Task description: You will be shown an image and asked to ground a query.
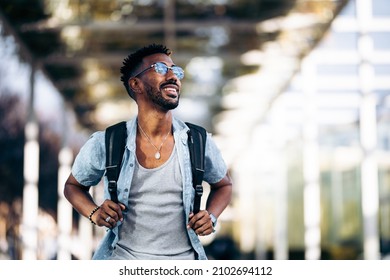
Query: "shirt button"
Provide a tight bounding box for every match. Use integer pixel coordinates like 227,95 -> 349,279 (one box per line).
130,163 -> 134,167
124,188 -> 129,192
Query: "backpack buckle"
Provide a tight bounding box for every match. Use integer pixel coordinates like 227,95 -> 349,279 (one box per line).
107,180 -> 119,203
106,165 -> 118,179
108,180 -> 117,192
195,185 -> 203,197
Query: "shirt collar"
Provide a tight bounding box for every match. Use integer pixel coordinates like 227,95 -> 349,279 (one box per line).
125,116 -> 190,152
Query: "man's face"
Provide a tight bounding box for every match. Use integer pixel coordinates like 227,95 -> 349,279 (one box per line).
136,53 -> 182,111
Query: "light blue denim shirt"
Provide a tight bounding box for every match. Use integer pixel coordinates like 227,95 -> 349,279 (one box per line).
71,116 -> 227,260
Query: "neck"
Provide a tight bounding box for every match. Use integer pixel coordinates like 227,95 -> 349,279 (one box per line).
137,111 -> 173,137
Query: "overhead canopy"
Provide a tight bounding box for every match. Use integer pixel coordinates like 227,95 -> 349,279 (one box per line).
0,0 -> 348,131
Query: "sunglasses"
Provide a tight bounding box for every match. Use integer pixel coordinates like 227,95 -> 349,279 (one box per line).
133,62 -> 185,80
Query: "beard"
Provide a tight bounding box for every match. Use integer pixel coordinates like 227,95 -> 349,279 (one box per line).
144,82 -> 179,111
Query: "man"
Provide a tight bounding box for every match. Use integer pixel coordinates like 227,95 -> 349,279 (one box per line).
64,44 -> 232,260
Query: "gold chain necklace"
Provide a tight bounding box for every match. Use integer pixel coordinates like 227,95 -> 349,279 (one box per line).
138,123 -> 171,160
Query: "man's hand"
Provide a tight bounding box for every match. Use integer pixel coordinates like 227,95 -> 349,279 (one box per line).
187,210 -> 214,236
91,199 -> 126,228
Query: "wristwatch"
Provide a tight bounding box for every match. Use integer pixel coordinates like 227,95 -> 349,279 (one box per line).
209,212 -> 217,231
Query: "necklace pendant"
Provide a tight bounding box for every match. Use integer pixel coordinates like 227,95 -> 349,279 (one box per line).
155,151 -> 161,160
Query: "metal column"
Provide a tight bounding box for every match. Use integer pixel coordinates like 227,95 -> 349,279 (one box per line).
272,98 -> 288,260
21,63 -> 39,260
302,55 -> 321,260
57,106 -> 73,260
164,0 -> 176,50
357,0 -> 380,260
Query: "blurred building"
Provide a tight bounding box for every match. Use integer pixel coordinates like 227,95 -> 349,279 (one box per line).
214,0 -> 390,260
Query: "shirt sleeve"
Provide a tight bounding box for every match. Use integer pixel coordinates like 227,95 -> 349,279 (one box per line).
71,131 -> 106,187
203,132 -> 228,184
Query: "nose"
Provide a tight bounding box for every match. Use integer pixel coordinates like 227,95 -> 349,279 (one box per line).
165,67 -> 179,81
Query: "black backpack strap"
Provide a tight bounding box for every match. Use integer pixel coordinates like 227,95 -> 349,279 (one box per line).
185,122 -> 207,214
105,121 -> 127,203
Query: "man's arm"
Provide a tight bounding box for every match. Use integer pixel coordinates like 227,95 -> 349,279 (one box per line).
64,174 -> 124,228
187,172 -> 233,236
206,172 -> 233,218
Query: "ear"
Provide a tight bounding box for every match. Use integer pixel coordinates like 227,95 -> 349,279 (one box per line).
129,78 -> 139,92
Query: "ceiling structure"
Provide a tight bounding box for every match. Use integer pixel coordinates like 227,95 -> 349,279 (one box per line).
0,0 -> 349,132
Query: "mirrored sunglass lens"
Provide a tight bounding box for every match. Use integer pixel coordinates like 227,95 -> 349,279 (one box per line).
154,63 -> 168,74
154,63 -> 184,79
172,67 -> 184,79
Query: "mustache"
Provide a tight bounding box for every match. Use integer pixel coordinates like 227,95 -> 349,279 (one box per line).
161,80 -> 179,88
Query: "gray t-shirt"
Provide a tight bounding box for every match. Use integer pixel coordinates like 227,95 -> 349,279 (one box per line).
108,148 -> 195,260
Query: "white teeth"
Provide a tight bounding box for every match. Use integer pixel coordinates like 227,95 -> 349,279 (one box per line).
164,87 -> 177,93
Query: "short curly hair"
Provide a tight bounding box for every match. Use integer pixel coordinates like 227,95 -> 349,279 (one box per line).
120,44 -> 172,100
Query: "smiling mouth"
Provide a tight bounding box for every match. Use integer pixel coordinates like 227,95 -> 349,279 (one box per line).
162,86 -> 179,98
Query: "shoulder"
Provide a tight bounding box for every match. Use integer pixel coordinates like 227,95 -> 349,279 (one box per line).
172,116 -> 190,132
88,130 -> 105,146
77,130 -> 106,160
172,116 -> 208,135
72,130 -> 107,185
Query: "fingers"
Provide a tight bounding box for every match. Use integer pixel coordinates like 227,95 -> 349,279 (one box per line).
94,200 -> 125,228
187,210 -> 213,236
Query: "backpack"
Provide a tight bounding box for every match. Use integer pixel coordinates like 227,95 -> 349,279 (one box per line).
104,121 -> 206,214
